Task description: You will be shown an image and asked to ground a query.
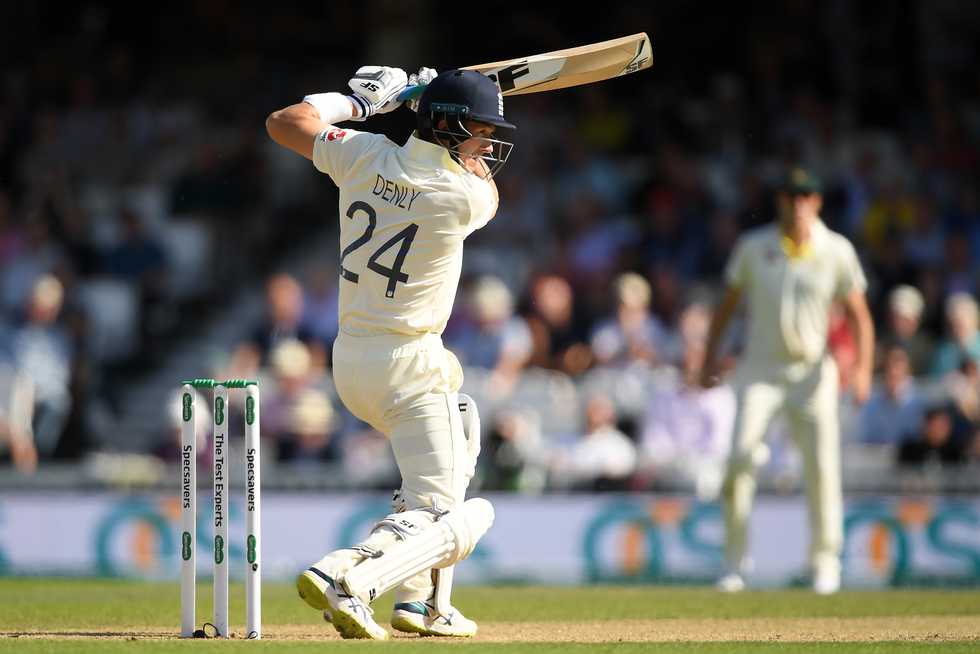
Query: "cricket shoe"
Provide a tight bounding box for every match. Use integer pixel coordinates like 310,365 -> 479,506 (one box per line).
813,568 -> 841,595
390,600 -> 478,637
296,567 -> 389,640
716,572 -> 746,593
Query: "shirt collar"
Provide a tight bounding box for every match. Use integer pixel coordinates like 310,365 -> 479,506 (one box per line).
779,218 -> 827,260
403,132 -> 464,173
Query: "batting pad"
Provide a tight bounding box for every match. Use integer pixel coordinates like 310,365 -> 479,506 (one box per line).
341,498 -> 494,602
432,393 -> 481,616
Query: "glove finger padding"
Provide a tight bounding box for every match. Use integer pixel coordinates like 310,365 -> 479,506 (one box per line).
406,67 -> 438,112
348,66 -> 408,118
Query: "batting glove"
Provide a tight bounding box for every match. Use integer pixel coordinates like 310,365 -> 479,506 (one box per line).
347,66 -> 408,120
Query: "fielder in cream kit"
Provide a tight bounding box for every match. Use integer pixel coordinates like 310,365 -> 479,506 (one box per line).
266,66 -> 516,639
701,168 -> 874,595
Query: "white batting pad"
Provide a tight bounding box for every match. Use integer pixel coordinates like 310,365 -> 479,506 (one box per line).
458,393 -> 482,480
341,498 -> 494,603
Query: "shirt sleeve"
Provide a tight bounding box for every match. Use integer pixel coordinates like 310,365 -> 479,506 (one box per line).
723,236 -> 752,289
834,238 -> 868,299
462,177 -> 499,236
311,127 -> 387,187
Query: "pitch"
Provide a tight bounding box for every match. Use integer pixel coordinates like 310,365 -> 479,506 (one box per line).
0,579 -> 977,652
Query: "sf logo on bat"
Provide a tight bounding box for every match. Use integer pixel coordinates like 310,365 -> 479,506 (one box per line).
623,56 -> 650,74
485,64 -> 531,92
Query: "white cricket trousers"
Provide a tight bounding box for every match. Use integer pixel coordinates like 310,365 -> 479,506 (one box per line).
314,331 -> 469,603
723,355 -> 842,578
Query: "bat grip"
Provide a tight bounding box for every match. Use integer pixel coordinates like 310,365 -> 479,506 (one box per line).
397,84 -> 426,103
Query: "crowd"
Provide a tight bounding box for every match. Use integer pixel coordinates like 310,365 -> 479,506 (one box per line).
1,5 -> 979,493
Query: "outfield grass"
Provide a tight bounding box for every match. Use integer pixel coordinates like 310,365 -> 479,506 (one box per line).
0,579 -> 977,653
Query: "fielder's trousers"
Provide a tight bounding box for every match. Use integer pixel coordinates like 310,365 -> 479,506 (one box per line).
723,355 -> 842,578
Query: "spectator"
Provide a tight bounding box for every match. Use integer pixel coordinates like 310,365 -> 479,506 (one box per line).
878,285 -> 934,375
482,407 -> 548,493
4,275 -> 74,457
300,265 -> 339,354
102,208 -> 169,359
638,188 -> 701,279
696,209 -> 740,282
0,362 -> 38,474
1,217 -> 64,314
858,346 -> 924,445
227,273 -> 325,378
638,340 -> 735,499
102,208 -> 167,285
897,404 -> 967,467
261,339 -> 336,462
283,389 -> 340,464
550,393 -> 637,491
942,231 -> 978,298
942,357 -> 980,427
524,274 -> 592,376
447,275 -> 532,396
930,292 -> 980,377
902,196 -> 945,269
590,272 -> 668,369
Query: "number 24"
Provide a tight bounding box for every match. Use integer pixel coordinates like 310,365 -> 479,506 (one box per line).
340,201 -> 418,298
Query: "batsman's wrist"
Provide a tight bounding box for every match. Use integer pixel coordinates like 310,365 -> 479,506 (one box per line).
301,92 -> 357,123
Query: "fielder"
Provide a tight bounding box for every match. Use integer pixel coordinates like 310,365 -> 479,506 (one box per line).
266,66 -> 515,639
700,168 -> 874,595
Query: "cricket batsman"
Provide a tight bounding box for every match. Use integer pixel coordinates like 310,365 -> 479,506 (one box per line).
266,66 -> 514,638
700,167 -> 874,594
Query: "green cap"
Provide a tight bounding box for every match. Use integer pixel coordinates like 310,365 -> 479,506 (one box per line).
780,167 -> 822,195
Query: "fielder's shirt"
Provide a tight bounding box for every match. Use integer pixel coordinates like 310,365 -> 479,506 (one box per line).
724,219 -> 867,366
313,127 -> 497,337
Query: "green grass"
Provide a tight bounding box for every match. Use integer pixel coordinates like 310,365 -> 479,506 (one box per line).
0,579 -> 977,653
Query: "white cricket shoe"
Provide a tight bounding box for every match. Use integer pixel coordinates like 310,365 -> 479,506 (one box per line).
813,568 -> 841,595
716,572 -> 746,593
296,567 -> 389,640
390,600 -> 478,637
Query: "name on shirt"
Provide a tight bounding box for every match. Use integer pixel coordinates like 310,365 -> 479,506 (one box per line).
373,174 -> 422,211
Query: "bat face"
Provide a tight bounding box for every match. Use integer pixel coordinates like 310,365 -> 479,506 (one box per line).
398,32 -> 652,102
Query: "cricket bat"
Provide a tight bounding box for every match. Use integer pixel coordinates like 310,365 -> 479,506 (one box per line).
397,32 -> 652,102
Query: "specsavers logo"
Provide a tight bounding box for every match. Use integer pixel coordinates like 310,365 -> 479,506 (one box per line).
214,535 -> 224,564
182,531 -> 192,561
214,397 -> 225,426
245,396 -> 255,425
247,535 -> 258,570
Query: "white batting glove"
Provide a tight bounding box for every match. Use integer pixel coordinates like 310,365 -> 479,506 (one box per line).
405,67 -> 438,112
347,66 -> 408,120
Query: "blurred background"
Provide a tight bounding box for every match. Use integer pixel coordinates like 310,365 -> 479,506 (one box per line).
1,2 -> 978,587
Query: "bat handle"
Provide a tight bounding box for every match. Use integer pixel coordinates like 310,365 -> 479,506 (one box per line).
397,84 -> 426,103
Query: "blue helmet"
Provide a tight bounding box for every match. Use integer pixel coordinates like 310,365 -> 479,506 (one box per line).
417,69 -> 515,179
418,69 -> 517,131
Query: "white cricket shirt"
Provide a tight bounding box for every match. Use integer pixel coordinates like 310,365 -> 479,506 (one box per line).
313,128 -> 498,336
724,219 -> 866,366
